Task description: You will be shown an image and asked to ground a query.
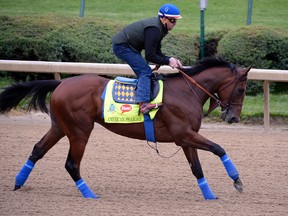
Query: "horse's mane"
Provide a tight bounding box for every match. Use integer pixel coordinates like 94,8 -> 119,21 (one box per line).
163,56 -> 233,78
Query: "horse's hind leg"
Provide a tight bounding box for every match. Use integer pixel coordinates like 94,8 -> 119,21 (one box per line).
14,123 -> 64,190
55,110 -> 98,199
64,132 -> 98,199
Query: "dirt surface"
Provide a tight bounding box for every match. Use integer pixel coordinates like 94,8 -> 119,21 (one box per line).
0,112 -> 287,216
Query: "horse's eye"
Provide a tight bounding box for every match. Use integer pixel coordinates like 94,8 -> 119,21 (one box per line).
237,88 -> 245,96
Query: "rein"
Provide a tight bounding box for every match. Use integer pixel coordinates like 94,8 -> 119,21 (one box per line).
178,66 -> 246,117
147,141 -> 182,158
178,68 -> 221,115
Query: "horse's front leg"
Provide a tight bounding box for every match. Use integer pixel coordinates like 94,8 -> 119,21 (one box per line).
182,147 -> 217,200
180,130 -> 243,199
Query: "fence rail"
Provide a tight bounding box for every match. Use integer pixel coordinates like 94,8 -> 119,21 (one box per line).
1,60 -> 288,128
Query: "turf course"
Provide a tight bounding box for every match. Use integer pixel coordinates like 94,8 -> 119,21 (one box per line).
0,0 -> 287,34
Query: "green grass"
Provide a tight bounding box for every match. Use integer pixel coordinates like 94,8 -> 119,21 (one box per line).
0,77 -> 13,87
203,94 -> 288,122
243,94 -> 288,117
0,0 -> 287,35
242,94 -> 288,124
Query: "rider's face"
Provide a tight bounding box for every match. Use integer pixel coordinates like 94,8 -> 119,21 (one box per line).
165,18 -> 177,30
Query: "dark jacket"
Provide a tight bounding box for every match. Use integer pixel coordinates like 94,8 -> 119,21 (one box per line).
112,17 -> 170,65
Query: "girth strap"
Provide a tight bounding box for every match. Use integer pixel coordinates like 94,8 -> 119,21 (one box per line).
144,114 -> 156,143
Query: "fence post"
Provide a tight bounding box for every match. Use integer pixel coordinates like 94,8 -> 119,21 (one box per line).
54,73 -> 61,80
263,80 -> 270,129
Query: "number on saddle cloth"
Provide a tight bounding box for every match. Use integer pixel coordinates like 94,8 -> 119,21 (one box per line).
112,76 -> 160,104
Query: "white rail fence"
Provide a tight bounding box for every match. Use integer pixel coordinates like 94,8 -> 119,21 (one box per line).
1,60 -> 288,129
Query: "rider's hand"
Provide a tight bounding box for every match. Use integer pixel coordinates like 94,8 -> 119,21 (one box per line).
169,57 -> 183,68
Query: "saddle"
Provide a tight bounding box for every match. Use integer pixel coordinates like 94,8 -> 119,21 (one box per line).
112,74 -> 162,104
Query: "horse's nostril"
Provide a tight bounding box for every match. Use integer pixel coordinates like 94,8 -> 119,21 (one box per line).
229,117 -> 239,124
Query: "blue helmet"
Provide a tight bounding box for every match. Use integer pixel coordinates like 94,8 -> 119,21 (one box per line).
158,3 -> 182,19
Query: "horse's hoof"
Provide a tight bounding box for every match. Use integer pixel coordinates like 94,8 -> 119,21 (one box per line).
13,185 -> 21,191
205,196 -> 218,200
233,177 -> 243,193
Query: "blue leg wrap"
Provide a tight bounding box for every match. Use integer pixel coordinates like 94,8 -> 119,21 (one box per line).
197,177 -> 217,200
76,179 -> 99,199
221,154 -> 239,180
15,160 -> 35,187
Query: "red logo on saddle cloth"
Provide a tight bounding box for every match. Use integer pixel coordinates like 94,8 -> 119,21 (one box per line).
120,104 -> 132,114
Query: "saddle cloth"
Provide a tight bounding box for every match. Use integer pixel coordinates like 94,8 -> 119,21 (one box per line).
101,77 -> 163,123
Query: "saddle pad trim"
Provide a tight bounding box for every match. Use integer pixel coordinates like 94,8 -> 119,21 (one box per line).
115,76 -> 137,85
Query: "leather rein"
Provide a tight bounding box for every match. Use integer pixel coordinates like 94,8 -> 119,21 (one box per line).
177,67 -> 245,117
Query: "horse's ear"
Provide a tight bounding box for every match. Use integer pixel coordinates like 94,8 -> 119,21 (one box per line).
243,66 -> 252,76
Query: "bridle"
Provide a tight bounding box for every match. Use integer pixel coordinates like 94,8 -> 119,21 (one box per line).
178,66 -> 247,117
220,72 -> 248,120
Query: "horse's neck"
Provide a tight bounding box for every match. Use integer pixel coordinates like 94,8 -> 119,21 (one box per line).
175,68 -> 232,105
196,68 -> 231,92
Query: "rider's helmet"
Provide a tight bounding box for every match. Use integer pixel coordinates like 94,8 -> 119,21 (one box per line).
158,3 -> 182,19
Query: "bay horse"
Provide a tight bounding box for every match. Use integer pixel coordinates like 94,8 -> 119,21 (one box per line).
0,57 -> 250,200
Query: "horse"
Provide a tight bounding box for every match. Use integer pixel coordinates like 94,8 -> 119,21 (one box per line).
0,57 -> 251,200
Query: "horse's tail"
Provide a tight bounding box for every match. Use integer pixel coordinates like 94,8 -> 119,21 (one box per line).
0,80 -> 61,114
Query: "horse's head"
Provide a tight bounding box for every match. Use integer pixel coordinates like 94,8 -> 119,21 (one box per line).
177,57 -> 251,124
217,66 -> 251,124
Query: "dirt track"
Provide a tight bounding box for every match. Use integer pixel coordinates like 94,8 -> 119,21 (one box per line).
0,112 -> 287,216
